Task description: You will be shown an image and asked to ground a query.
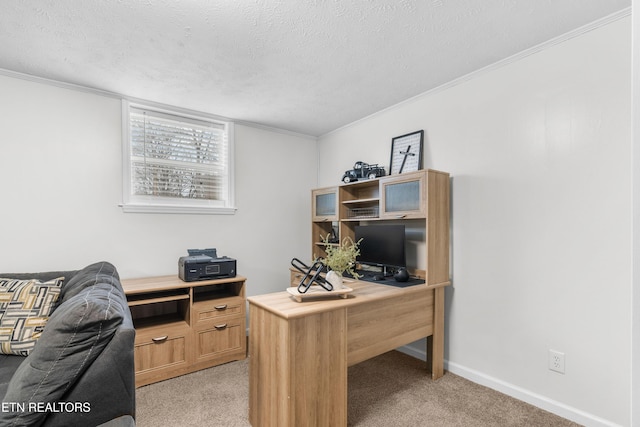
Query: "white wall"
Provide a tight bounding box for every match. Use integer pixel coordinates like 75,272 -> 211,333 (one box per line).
631,2 -> 640,425
0,74 -> 317,297
319,17 -> 632,427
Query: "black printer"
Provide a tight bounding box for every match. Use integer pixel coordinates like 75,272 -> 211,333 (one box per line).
178,248 -> 236,282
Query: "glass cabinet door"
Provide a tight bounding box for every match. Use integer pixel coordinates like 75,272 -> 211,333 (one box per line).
380,171 -> 426,219
312,187 -> 338,221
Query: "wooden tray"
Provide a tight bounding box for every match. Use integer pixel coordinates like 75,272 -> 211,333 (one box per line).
286,286 -> 353,303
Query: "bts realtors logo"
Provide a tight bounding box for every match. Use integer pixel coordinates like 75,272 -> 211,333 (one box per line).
2,401 -> 91,413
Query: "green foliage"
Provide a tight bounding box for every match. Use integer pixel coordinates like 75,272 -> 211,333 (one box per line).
320,234 -> 362,279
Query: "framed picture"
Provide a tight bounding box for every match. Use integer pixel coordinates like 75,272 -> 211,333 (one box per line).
389,130 -> 423,174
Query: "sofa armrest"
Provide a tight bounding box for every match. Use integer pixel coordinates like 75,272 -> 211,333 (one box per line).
44,321 -> 136,427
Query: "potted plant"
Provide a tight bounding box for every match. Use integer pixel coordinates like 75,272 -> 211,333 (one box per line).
319,234 -> 361,290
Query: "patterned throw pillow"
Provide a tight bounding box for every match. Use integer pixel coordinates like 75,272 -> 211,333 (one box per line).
0,277 -> 64,356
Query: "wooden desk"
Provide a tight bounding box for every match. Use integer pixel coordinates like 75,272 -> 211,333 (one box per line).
248,279 -> 449,427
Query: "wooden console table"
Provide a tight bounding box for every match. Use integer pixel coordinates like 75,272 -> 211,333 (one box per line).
248,278 -> 449,427
122,275 -> 246,387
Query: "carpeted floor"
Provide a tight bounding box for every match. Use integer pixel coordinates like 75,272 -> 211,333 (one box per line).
135,350 -> 581,426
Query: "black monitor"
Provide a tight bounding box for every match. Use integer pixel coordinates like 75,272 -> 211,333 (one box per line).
354,225 -> 406,271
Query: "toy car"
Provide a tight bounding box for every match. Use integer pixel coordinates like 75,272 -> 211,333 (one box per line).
341,161 -> 386,183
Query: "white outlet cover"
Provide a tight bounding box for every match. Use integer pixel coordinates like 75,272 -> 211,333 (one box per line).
549,349 -> 565,374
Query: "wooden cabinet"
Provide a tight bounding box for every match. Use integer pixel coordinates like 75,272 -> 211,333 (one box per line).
314,169 -> 449,286
380,170 -> 427,219
122,275 -> 247,387
312,186 -> 338,221
311,187 -> 339,260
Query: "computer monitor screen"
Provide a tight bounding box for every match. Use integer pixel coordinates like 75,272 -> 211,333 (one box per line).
354,224 -> 406,269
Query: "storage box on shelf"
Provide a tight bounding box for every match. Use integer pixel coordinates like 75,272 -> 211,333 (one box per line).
340,179 -> 380,220
122,275 -> 247,387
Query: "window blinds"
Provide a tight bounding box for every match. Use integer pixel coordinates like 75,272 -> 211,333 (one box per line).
129,107 -> 228,202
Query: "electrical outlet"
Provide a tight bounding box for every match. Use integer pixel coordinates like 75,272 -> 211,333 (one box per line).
548,350 -> 565,374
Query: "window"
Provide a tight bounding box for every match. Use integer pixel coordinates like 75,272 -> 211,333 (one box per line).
122,101 -> 235,214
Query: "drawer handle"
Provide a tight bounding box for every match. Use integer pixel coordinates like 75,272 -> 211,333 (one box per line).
214,324 -> 228,330
214,304 -> 228,311
152,335 -> 168,343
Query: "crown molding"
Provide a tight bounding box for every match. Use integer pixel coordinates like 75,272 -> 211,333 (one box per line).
0,67 -> 317,140
1,6 -> 630,142
320,7 -> 632,139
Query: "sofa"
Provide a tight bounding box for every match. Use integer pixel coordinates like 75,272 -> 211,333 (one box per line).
0,261 -> 136,426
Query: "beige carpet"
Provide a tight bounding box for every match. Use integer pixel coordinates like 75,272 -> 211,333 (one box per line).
135,350 -> 581,426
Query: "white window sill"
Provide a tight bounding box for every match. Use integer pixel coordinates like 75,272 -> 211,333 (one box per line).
120,203 -> 237,215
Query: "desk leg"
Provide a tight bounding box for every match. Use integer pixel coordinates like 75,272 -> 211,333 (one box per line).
249,304 -> 289,426
249,304 -> 347,427
427,287 -> 445,380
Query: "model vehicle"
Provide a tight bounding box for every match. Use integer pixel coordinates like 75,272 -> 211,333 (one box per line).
341,161 -> 386,183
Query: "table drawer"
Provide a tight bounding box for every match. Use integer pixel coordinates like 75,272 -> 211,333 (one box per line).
290,270 -> 304,287
134,326 -> 190,373
193,296 -> 244,324
195,319 -> 244,360
290,267 -> 325,287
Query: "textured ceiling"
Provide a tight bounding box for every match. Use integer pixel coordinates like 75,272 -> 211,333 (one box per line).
0,0 -> 631,136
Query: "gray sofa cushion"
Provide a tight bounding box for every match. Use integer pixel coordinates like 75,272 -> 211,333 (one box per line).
0,263 -> 126,426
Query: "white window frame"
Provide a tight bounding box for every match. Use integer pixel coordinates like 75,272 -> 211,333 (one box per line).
121,100 -> 236,214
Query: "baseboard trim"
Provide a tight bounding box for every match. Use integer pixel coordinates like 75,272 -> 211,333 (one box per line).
396,345 -> 621,427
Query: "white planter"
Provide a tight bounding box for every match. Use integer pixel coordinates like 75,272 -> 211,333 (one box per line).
326,270 -> 343,290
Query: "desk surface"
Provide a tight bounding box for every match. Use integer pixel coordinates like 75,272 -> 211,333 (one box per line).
247,279 -> 449,319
